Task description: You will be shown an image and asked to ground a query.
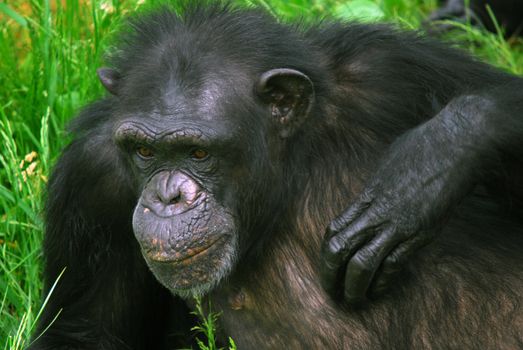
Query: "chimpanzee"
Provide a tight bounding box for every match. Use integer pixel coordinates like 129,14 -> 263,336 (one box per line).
428,0 -> 523,36
30,2 -> 523,349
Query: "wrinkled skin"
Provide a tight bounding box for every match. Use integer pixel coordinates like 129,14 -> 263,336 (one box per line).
132,170 -> 237,296
110,104 -> 244,298
320,63 -> 523,303
104,64 -> 313,300
321,94 -> 516,302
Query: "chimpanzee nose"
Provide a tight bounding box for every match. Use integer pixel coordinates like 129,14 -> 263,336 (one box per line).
157,182 -> 182,205
156,171 -> 200,205
143,171 -> 201,216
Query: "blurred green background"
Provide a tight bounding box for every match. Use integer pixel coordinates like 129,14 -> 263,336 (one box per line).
0,0 -> 521,348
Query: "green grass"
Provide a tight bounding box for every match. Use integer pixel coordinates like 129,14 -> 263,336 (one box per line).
0,0 -> 521,348
189,296 -> 237,350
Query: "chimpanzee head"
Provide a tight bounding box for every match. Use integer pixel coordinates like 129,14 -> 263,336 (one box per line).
99,5 -> 318,297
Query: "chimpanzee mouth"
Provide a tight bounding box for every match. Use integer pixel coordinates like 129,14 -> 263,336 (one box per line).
144,232 -> 238,297
150,235 -> 227,265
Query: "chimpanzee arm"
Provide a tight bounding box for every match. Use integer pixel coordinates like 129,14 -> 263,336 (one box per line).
28,101 -> 184,349
320,80 -> 523,304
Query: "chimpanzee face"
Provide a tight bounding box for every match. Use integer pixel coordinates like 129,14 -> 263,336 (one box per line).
103,64 -> 314,298
112,77 -> 244,297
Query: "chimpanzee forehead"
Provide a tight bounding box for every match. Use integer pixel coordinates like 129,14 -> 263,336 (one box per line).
163,65 -> 253,119
114,62 -> 256,145
119,64 -> 252,124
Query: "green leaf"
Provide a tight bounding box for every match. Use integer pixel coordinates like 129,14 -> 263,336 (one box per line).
0,3 -> 28,27
334,0 -> 385,22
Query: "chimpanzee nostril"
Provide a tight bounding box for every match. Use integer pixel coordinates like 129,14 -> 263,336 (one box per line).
169,193 -> 182,204
158,187 -> 181,205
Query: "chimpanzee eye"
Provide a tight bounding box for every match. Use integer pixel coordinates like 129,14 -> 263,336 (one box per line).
190,148 -> 209,160
136,146 -> 154,159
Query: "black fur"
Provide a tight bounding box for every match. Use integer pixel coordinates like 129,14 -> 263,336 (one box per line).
30,3 -> 523,349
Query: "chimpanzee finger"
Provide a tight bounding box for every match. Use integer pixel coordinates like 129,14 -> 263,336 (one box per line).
343,230 -> 399,304
326,193 -> 373,236
369,232 -> 434,298
320,217 -> 375,298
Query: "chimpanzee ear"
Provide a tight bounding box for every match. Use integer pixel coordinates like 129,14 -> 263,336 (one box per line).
97,67 -> 120,95
257,68 -> 315,138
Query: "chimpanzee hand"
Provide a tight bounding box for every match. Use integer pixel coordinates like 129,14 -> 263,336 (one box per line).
320,99 -> 486,304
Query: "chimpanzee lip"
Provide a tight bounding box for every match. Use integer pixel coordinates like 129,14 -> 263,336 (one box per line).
149,235 -> 226,264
